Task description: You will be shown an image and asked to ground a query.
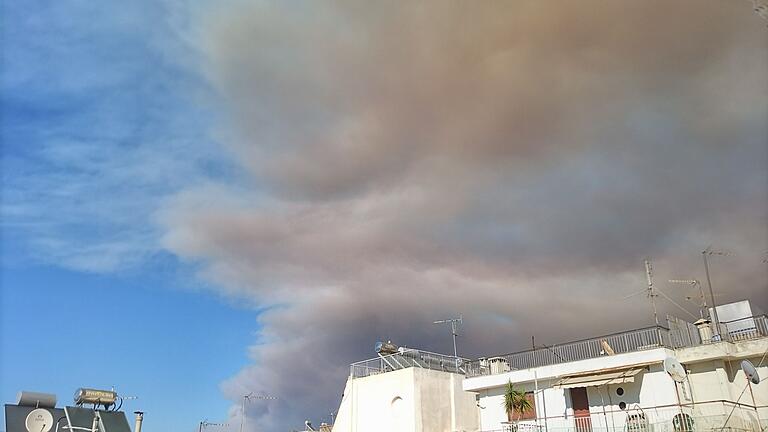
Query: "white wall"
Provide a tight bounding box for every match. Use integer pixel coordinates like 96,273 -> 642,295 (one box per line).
332,368 -> 479,432
469,338 -> 768,432
464,349 -> 671,393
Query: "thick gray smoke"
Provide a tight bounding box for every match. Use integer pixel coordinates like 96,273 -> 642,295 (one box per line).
159,1 -> 768,430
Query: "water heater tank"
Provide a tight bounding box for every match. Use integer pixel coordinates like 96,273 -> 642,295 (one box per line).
375,341 -> 399,355
73,388 -> 117,407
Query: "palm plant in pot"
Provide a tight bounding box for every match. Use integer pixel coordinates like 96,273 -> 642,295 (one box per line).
502,381 -> 533,431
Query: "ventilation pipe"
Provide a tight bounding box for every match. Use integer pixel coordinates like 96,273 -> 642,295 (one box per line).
134,411 -> 144,432
694,318 -> 713,343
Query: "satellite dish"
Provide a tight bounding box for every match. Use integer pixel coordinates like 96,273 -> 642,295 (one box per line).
25,408 -> 53,432
741,360 -> 760,385
664,357 -> 687,383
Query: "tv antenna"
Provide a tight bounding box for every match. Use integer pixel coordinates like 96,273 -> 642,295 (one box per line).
240,392 -> 277,432
199,420 -> 228,432
645,259 -> 660,326
623,264 -> 697,321
433,315 -> 462,362
702,247 -> 730,340
668,279 -> 707,318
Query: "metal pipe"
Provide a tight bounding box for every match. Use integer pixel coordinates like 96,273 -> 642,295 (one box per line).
702,249 -> 721,339
91,413 -> 100,432
134,412 -> 144,432
240,396 -> 247,432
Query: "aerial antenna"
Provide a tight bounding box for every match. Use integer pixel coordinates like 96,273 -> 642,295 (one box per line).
669,279 -> 707,319
433,314 -> 462,365
240,392 -> 277,432
702,247 -> 730,341
199,420 -> 228,432
645,259 -> 660,326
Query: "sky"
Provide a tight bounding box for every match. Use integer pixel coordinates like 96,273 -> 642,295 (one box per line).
1,1 -> 767,432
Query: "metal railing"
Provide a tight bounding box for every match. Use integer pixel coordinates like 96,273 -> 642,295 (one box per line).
465,326 -> 671,377
721,315 -> 768,343
486,401 -> 765,432
346,316 -> 768,380
349,349 -> 468,379
465,316 -> 768,378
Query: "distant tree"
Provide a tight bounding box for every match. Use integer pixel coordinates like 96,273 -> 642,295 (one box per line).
502,381 -> 533,423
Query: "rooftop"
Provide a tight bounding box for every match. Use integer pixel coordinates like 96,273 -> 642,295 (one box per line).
464,314 -> 768,378
347,314 -> 768,381
349,348 -> 466,379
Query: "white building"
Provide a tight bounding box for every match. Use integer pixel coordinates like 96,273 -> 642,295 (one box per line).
331,300 -> 767,432
332,349 -> 479,432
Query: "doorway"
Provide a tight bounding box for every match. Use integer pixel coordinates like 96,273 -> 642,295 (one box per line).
570,387 -> 592,432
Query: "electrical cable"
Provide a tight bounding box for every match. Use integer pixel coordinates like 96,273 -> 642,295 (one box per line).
719,345 -> 768,431
655,288 -> 698,320
55,416 -> 67,432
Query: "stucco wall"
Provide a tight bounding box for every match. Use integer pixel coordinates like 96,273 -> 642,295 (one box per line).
468,339 -> 768,432
332,368 -> 479,432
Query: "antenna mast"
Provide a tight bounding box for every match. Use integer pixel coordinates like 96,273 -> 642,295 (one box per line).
433,315 -> 463,365
240,392 -> 277,432
645,259 -> 660,326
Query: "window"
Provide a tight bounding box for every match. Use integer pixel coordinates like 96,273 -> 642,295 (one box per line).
616,387 -> 624,396
510,392 -> 537,421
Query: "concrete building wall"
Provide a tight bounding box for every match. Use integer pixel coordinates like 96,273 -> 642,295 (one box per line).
332,368 -> 479,432
465,338 -> 768,432
450,373 -> 482,432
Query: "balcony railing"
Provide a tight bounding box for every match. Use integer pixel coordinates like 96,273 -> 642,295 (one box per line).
465,315 -> 768,378
346,316 -> 768,380
721,315 -> 768,342
465,326 -> 672,378
485,400 -> 765,432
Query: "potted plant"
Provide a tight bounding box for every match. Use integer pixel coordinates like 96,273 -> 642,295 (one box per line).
502,381 -> 533,430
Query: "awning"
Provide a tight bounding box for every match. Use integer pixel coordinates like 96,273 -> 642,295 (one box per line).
554,367 -> 645,389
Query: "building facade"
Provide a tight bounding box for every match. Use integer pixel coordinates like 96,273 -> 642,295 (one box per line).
331,302 -> 767,432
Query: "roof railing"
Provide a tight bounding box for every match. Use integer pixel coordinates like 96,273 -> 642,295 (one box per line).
465,326 -> 672,378
349,348 -> 469,379
465,315 -> 768,378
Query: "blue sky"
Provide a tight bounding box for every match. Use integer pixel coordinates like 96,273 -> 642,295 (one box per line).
1,1 -> 254,430
0,264 -> 255,431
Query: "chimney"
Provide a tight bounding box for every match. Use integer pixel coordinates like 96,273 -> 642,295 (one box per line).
134,411 -> 144,432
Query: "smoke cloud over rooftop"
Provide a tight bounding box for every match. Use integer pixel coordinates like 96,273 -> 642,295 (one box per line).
158,1 -> 768,429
